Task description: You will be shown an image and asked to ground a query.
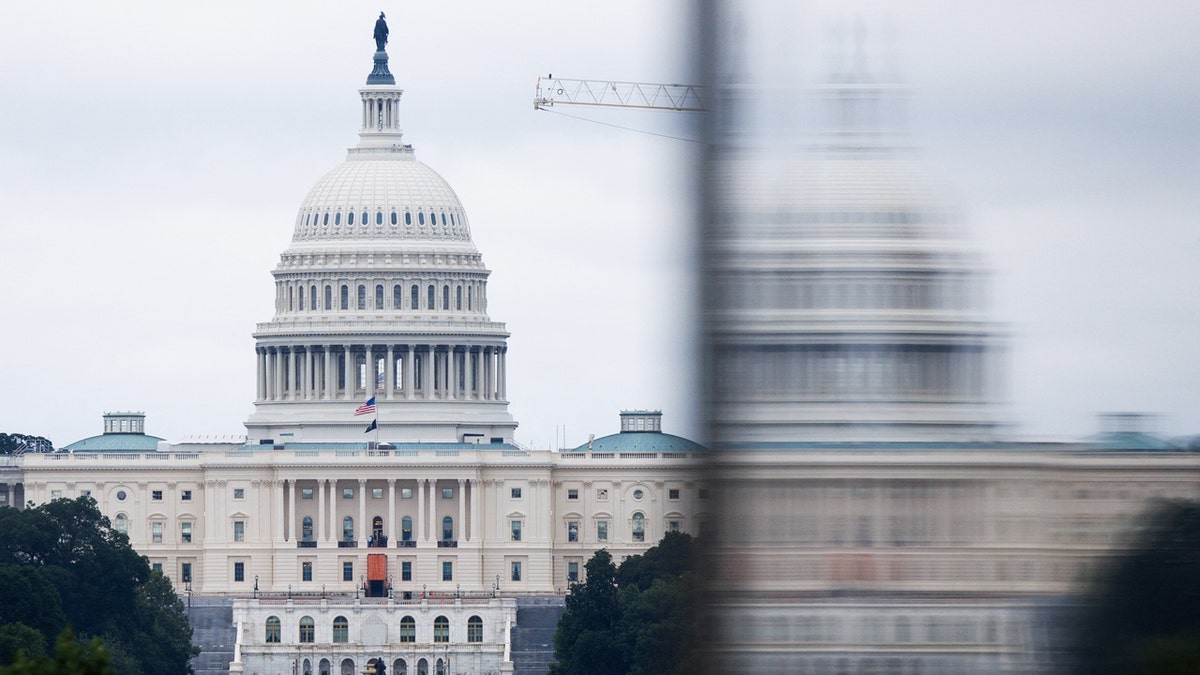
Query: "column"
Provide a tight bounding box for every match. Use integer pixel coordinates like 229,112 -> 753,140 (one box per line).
287,348 -> 297,400
317,479 -> 327,542
457,479 -> 466,543
304,348 -> 313,400
276,479 -> 287,541
429,479 -> 438,540
265,349 -> 275,401
417,479 -> 426,542
342,345 -> 353,399
324,346 -> 334,400
275,349 -> 285,401
402,346 -> 414,399
366,345 -> 375,398
329,480 -> 338,543
286,479 -> 296,542
499,347 -> 507,400
469,479 -> 481,543
449,347 -> 459,399
483,347 -> 493,400
256,349 -> 266,401
358,479 -> 367,545
387,479 -> 397,544
385,345 -> 395,401
464,347 -> 475,400
422,346 -> 433,399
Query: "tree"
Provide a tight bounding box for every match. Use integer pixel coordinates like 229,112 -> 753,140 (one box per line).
0,628 -> 114,675
551,533 -> 702,675
0,498 -> 197,673
1071,499 -> 1200,674
0,433 -> 53,455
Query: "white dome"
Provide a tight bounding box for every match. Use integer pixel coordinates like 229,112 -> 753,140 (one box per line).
291,153 -> 473,243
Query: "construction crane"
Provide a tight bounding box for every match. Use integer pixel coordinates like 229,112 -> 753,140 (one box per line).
534,75 -> 706,112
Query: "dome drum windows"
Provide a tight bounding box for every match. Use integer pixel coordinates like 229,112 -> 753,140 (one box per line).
340,285 -> 349,310
357,285 -> 366,310
375,284 -> 384,310
348,212 -> 355,226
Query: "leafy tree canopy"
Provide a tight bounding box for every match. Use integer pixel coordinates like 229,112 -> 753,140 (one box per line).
1071,499 -> 1200,675
0,434 -> 53,455
0,628 -> 114,675
551,532 -> 702,675
0,498 -> 198,673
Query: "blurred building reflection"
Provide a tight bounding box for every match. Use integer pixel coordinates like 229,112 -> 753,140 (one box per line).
699,9 -> 1200,674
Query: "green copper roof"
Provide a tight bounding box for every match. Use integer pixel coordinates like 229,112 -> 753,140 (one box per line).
62,433 -> 164,452
571,432 -> 704,454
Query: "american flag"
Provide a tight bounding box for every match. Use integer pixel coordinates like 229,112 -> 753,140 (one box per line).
354,396 -> 377,416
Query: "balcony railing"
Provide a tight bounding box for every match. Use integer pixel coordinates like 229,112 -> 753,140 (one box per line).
367,536 -> 388,548
397,540 -> 416,548
437,540 -> 458,548
338,540 -> 358,548
297,540 -> 317,548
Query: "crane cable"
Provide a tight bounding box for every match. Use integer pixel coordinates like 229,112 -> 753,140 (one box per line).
536,105 -> 707,145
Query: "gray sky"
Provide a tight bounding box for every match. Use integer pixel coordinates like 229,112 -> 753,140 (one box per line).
1,2 -> 1196,448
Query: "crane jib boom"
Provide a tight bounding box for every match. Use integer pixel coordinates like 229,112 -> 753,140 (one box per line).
534,76 -> 706,112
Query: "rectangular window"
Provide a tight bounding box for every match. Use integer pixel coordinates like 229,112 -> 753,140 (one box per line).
597,488 -> 609,500
668,519 -> 681,533
343,561 -> 353,581
669,488 -> 680,500
343,488 -> 354,499
80,489 -> 91,497
401,561 -> 412,581
372,488 -> 383,499
442,488 -> 454,499
511,561 -> 522,582
301,488 -> 314,499
567,521 -> 579,542
152,562 -> 163,574
233,488 -> 245,500
152,490 -> 163,501
567,489 -> 579,500
181,522 -> 193,543
152,522 -> 163,543
511,487 -> 522,499
511,520 -> 522,541
401,488 -> 413,499
568,561 -> 579,582
442,561 -> 453,581
234,561 -> 245,582
597,520 -> 608,542
302,561 -> 313,581
181,562 -> 192,583
51,489 -> 62,500
233,521 -> 245,542
181,490 -> 192,501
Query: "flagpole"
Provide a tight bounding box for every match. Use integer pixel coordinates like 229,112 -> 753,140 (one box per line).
375,405 -> 381,448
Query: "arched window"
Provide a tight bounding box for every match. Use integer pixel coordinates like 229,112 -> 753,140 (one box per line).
310,285 -> 317,311
416,658 -> 428,675
411,285 -> 419,309
632,512 -> 645,542
340,658 -> 355,675
442,285 -> 449,310
441,212 -> 447,226
299,616 -> 315,643
391,211 -> 397,225
401,516 -> 413,541
435,659 -> 446,675
361,211 -> 368,225
332,616 -> 348,643
393,285 -> 401,309
302,516 -> 313,542
429,212 -> 436,226
372,516 -> 383,541
433,616 -> 449,643
334,212 -> 341,226
114,513 -> 128,534
319,659 -> 331,675
340,285 -> 349,310
305,213 -> 310,227
427,285 -> 435,310
405,211 -> 412,226
348,211 -> 355,225
325,285 -> 332,310
467,286 -> 472,311
442,516 -> 454,541
343,516 -> 354,542
418,212 -> 425,226
375,284 -> 384,309
323,213 -> 329,226
451,213 -> 456,226
399,616 -> 415,642
377,211 -> 383,225
299,285 -> 305,310
288,286 -> 293,311
456,286 -> 462,310
393,658 -> 407,675
357,284 -> 366,310
265,616 -> 281,643
468,615 -> 483,643
303,659 -> 312,675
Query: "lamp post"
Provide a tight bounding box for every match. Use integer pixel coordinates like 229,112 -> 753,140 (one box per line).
254,574 -> 259,599
186,580 -> 192,608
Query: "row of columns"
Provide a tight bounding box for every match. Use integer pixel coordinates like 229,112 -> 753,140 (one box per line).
256,344 -> 507,404
277,478 -> 482,545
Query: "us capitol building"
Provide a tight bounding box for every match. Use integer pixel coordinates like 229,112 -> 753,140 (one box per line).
4,19 -> 1200,675
7,27 -> 702,675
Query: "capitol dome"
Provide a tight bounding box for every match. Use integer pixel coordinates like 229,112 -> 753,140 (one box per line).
291,154 -> 474,245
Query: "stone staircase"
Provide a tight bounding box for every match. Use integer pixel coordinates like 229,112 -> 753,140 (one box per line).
187,598 -> 236,675
510,597 -> 565,675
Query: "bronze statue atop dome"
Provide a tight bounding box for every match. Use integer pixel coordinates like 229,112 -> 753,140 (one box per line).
374,12 -> 389,52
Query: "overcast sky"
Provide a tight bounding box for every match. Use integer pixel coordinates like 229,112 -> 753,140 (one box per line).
1,2 -> 1196,448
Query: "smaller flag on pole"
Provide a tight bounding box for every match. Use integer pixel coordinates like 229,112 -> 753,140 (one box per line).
354,396 -> 377,416
364,419 -> 378,434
